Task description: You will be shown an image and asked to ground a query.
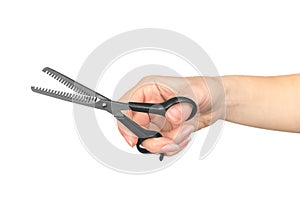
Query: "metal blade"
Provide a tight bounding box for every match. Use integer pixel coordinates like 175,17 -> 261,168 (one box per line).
31,86 -> 98,107
42,67 -> 109,100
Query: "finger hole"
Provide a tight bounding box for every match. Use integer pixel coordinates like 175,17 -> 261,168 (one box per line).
166,103 -> 193,124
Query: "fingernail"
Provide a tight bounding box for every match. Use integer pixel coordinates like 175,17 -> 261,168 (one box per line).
124,136 -> 134,147
174,125 -> 195,143
181,125 -> 195,138
179,137 -> 191,149
160,144 -> 180,152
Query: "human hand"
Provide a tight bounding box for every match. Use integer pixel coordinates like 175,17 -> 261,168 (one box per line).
117,75 -> 225,156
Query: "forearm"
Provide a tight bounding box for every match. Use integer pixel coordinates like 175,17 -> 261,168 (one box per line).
223,75 -> 300,133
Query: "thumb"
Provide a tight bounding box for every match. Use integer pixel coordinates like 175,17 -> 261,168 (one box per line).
165,103 -> 193,125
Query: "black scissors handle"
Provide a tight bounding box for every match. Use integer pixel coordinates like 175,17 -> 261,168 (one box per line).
129,96 -> 197,120
115,114 -> 165,160
126,96 -> 197,161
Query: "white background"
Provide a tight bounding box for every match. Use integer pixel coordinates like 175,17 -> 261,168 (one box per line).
1,0 -> 300,199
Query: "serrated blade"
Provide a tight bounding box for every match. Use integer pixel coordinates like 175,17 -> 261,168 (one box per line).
42,67 -> 109,100
31,86 -> 98,107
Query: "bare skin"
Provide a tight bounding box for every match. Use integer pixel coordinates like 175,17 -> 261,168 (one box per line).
117,74 -> 300,156
224,75 -> 300,132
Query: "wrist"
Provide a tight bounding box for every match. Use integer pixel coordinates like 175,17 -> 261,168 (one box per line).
189,76 -> 227,120
222,75 -> 256,122
187,76 -> 213,109
221,76 -> 239,121
222,76 -> 236,113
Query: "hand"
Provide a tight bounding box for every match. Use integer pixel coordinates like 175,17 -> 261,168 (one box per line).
117,75 -> 225,156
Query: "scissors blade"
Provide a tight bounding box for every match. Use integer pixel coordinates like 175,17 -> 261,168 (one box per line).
42,67 -> 110,101
31,86 -> 98,108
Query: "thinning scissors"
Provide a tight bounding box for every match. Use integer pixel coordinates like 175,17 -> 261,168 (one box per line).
31,67 -> 197,161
